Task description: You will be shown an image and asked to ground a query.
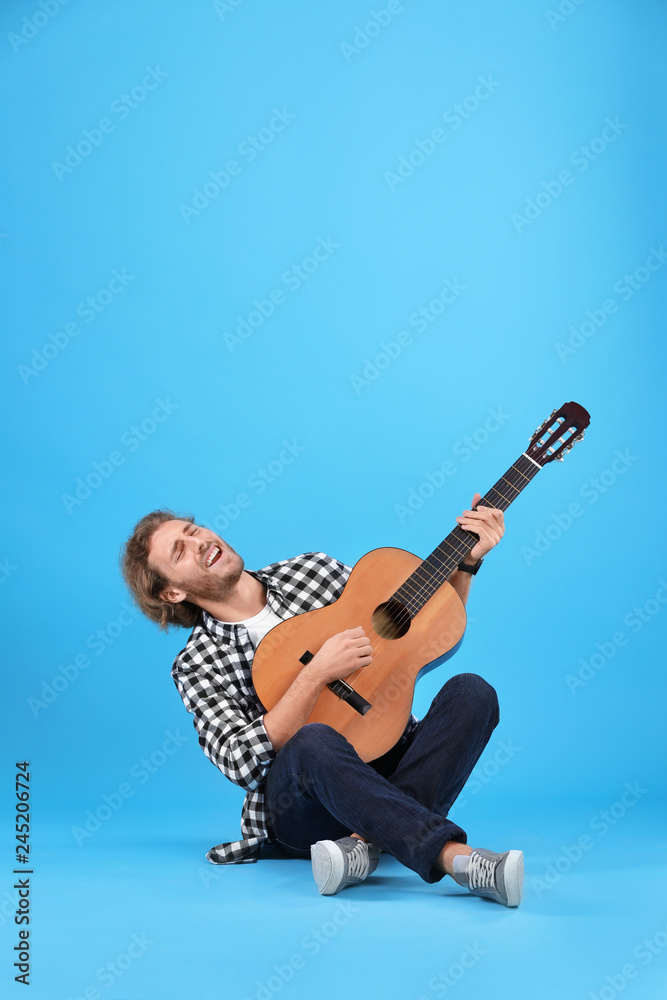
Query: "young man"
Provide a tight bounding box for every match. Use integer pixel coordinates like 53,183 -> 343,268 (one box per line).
120,496 -> 523,906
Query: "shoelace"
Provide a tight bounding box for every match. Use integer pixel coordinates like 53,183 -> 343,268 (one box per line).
468,854 -> 497,891
345,842 -> 368,880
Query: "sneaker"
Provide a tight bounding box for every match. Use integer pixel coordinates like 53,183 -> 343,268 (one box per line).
310,836 -> 380,895
451,848 -> 523,907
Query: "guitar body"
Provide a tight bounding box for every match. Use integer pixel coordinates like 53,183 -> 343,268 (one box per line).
252,547 -> 467,762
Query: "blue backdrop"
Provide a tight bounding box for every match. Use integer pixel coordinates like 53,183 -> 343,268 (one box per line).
2,1 -> 666,998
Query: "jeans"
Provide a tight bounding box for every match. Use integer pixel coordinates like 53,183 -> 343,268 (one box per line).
264,672 -> 500,883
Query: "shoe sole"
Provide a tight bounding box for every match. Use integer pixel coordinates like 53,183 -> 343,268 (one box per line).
503,850 -> 524,907
311,840 -> 345,896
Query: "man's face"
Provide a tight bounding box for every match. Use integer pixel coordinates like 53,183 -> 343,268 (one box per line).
148,519 -> 244,607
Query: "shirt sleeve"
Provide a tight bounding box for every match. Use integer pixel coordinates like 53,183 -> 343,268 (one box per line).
173,664 -> 276,791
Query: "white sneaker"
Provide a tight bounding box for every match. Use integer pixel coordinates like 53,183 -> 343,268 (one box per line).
310,836 -> 380,895
451,848 -> 523,907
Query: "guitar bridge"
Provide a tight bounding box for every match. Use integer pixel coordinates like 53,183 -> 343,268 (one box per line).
327,679 -> 372,716
298,650 -> 372,716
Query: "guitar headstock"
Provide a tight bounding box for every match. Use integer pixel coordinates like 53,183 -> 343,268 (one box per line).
527,402 -> 590,465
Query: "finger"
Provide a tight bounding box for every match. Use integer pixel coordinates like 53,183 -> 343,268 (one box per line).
470,510 -> 503,533
478,505 -> 504,525
356,639 -> 373,654
468,517 -> 501,538
456,512 -> 482,527
353,634 -> 372,647
466,504 -> 501,517
471,492 -> 482,508
350,631 -> 371,644
457,519 -> 500,544
457,506 -> 502,524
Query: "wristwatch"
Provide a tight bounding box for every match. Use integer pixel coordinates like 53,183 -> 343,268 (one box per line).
458,557 -> 483,575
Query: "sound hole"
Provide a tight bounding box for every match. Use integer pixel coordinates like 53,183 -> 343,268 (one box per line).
371,599 -> 411,640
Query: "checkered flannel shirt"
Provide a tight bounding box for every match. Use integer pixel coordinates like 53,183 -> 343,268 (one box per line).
171,550 -> 419,865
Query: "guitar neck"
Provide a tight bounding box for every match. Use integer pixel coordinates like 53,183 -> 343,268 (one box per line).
393,452 -> 542,614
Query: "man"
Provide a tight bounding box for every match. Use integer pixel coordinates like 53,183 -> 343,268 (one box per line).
120,496 -> 523,906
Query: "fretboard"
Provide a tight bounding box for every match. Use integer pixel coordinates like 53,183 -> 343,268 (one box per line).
393,453 -> 542,614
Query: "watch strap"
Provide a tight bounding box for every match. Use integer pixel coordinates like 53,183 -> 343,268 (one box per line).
458,557 -> 483,575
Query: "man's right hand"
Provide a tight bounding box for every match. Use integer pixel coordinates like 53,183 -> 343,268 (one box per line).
309,626 -> 373,685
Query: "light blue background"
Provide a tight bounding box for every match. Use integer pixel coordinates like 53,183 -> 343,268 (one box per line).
2,1 -> 666,998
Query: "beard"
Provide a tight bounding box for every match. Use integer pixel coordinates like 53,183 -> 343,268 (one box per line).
181,550 -> 245,606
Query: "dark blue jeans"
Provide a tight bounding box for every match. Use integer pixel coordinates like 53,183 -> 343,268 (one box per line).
264,672 -> 500,883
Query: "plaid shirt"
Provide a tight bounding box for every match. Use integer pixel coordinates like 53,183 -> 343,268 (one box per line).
171,551 -> 418,865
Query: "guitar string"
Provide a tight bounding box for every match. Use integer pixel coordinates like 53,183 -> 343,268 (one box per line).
369,460 -> 528,643
338,458 -> 536,688
335,423 -> 581,690
337,466 -> 529,695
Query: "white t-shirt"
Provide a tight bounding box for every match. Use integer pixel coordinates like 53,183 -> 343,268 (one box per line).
220,603 -> 287,649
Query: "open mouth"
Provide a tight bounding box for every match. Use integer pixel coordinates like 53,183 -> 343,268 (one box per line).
204,544 -> 222,569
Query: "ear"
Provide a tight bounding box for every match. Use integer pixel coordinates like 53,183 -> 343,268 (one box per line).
159,586 -> 188,605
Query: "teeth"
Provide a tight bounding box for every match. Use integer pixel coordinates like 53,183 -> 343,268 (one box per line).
206,546 -> 221,568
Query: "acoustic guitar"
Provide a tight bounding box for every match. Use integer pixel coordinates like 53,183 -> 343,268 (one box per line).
252,402 -> 590,761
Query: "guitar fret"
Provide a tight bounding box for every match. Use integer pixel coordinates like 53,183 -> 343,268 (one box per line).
393,453 -> 541,613
492,490 -> 514,507
513,461 -> 533,481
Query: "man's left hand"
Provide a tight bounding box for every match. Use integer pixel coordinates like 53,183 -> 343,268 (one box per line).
456,492 -> 505,564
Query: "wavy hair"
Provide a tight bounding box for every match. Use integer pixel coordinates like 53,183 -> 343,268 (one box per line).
119,509 -> 201,631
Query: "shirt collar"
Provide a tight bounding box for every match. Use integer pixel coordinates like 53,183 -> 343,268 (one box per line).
200,568 -> 288,644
